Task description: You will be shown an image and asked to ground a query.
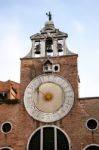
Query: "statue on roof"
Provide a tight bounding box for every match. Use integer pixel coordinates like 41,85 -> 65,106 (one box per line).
46,11 -> 52,21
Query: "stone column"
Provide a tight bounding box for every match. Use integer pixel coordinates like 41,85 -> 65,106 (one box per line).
53,38 -> 58,56
31,40 -> 35,57
63,38 -> 67,55
41,39 -> 45,57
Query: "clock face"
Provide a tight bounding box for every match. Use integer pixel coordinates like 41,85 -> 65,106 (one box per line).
34,82 -> 64,113
24,74 -> 74,122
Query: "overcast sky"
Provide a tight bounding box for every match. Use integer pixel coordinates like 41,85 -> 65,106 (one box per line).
0,0 -> 99,97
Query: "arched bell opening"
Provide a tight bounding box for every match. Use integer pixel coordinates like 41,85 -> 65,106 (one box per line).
35,41 -> 41,55
46,37 -> 53,54
57,39 -> 63,56
57,43 -> 63,52
27,125 -> 71,150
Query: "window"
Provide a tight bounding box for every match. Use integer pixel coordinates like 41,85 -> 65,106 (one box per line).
84,144 -> 99,150
0,147 -> 13,150
1,122 -> 12,134
27,125 -> 70,150
0,92 -> 8,99
86,118 -> 98,131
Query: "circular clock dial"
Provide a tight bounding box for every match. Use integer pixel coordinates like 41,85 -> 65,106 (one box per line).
24,74 -> 74,122
34,82 -> 64,113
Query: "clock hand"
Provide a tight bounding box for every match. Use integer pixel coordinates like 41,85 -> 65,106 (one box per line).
39,90 -> 46,96
36,88 -> 46,96
39,90 -> 53,101
36,88 -> 53,101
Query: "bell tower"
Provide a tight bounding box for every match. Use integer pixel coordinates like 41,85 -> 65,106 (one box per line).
28,12 -> 73,57
20,12 -> 78,150
0,13 -> 99,150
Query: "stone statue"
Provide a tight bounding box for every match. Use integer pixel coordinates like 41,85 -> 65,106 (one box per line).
46,11 -> 52,21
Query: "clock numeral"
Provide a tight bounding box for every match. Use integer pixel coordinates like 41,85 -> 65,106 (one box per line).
65,97 -> 74,105
65,91 -> 74,97
44,114 -> 53,122
25,87 -> 32,94
48,75 -> 54,82
62,84 -> 69,90
39,76 -> 46,83
66,85 -> 73,91
34,81 -> 40,88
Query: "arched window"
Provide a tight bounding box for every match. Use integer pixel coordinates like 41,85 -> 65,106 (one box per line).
27,125 -> 71,150
0,147 -> 13,150
84,144 -> 99,150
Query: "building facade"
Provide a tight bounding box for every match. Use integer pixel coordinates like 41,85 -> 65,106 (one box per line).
0,14 -> 99,150
0,80 -> 20,100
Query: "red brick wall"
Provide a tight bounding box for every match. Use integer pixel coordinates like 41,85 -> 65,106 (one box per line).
0,55 -> 99,150
20,55 -> 78,101
0,98 -> 99,150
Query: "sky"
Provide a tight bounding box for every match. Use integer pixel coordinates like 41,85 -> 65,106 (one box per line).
0,0 -> 99,97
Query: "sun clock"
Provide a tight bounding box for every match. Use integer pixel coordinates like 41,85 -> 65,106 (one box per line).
24,74 -> 74,123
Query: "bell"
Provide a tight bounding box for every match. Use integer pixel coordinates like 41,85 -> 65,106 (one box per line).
35,44 -> 40,54
57,43 -> 63,52
58,49 -> 63,52
46,45 -> 53,53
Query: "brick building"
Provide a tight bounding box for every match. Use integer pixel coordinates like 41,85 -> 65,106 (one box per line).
0,14 -> 99,150
0,80 -> 20,101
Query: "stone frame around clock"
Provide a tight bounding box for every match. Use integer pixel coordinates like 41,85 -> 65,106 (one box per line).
24,74 -> 74,122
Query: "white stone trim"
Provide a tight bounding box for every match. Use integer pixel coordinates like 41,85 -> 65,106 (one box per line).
41,40 -> 45,57
40,127 -> 43,150
24,74 -> 74,123
0,147 -> 13,150
1,121 -> 12,134
54,127 -> 57,150
86,118 -> 99,131
53,39 -> 58,56
27,125 -> 71,150
83,144 -> 99,150
31,40 -> 35,57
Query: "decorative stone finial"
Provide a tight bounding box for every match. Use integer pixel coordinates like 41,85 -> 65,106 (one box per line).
46,11 -> 52,21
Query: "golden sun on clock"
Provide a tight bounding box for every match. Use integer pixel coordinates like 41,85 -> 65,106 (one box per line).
34,82 -> 64,113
